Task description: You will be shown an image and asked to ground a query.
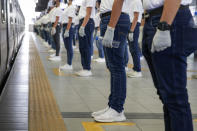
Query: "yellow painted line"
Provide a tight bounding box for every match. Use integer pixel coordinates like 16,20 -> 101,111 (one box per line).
192,75 -> 197,79
187,70 -> 197,73
82,122 -> 135,131
128,64 -> 148,71
53,68 -> 77,77
53,68 -> 65,76
94,50 -> 99,55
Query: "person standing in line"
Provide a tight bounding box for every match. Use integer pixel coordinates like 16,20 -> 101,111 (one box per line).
142,0 -> 197,130
47,5 -> 57,54
92,0 -> 105,63
92,0 -> 132,122
75,0 -> 96,77
127,0 -> 144,78
49,0 -> 63,62
59,0 -> 75,70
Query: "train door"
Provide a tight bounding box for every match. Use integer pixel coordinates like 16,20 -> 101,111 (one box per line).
7,0 -> 15,66
0,0 -> 8,81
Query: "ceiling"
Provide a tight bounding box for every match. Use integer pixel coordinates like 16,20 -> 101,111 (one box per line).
35,0 -> 69,12
35,0 -> 50,12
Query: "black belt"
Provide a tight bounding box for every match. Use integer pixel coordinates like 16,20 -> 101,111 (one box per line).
144,5 -> 189,18
100,12 -> 128,19
63,23 -> 74,27
79,18 -> 93,23
52,23 -> 61,26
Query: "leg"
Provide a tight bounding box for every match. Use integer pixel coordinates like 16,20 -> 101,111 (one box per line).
128,23 -> 141,72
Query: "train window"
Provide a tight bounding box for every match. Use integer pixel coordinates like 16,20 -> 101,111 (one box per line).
10,0 -> 13,12
1,0 -> 6,23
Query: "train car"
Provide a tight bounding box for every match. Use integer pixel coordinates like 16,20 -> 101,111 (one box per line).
0,0 -> 25,90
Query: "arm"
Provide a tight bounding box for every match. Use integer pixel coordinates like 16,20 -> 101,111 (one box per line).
81,7 -> 92,27
53,16 -> 60,28
130,12 -> 139,32
151,0 -> 181,53
160,0 -> 181,25
66,17 -> 73,30
108,0 -> 125,28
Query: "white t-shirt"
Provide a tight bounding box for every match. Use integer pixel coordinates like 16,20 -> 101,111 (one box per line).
78,0 -> 96,19
61,5 -> 76,24
42,14 -> 50,24
73,16 -> 80,25
129,0 -> 144,23
100,0 -> 132,14
50,7 -> 63,23
94,12 -> 101,27
143,0 -> 192,10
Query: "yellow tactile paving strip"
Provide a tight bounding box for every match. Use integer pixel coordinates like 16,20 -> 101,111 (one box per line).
29,37 -> 67,131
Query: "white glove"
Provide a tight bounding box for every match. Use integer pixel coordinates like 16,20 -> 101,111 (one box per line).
64,30 -> 69,38
102,26 -> 115,48
128,32 -> 134,42
51,27 -> 56,35
79,26 -> 85,37
97,30 -> 100,37
151,30 -> 171,53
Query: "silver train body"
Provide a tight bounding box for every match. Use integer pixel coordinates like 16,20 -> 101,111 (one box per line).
0,0 -> 25,89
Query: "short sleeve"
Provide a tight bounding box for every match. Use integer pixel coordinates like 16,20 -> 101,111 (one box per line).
133,0 -> 143,13
55,8 -> 63,17
86,0 -> 94,8
68,6 -> 76,18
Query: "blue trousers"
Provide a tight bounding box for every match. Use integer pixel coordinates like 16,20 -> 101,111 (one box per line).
78,18 -> 95,70
142,8 -> 197,131
52,25 -> 60,56
94,28 -> 105,58
128,23 -> 141,72
100,14 -> 130,113
62,24 -> 74,65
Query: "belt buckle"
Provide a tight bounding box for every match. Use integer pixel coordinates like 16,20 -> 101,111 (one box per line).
143,13 -> 150,19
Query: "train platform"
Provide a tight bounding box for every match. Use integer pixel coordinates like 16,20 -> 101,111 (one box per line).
0,32 -> 197,131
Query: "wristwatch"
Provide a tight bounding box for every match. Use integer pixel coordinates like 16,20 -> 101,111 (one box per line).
157,21 -> 171,31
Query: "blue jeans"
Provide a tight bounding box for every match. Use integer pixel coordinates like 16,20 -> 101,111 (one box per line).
62,24 -> 74,65
78,18 -> 95,70
49,23 -> 56,50
73,24 -> 79,46
128,23 -> 141,72
142,8 -> 197,131
100,14 -> 130,113
95,28 -> 105,58
52,25 -> 61,56
124,43 -> 129,67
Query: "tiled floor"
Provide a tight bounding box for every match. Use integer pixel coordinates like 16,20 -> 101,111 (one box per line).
33,32 -> 197,131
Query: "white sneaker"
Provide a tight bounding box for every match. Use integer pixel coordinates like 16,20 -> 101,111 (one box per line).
91,106 -> 109,118
140,56 -> 144,60
127,70 -> 142,78
76,70 -> 92,77
50,53 -> 56,58
49,56 -> 61,62
75,70 -> 84,75
125,67 -> 129,72
73,46 -> 77,49
94,108 -> 126,122
74,48 -> 79,52
94,58 -> 105,63
60,64 -> 73,71
48,49 -> 56,53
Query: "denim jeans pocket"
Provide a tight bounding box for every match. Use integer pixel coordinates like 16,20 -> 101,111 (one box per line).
182,26 -> 197,56
150,15 -> 161,29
